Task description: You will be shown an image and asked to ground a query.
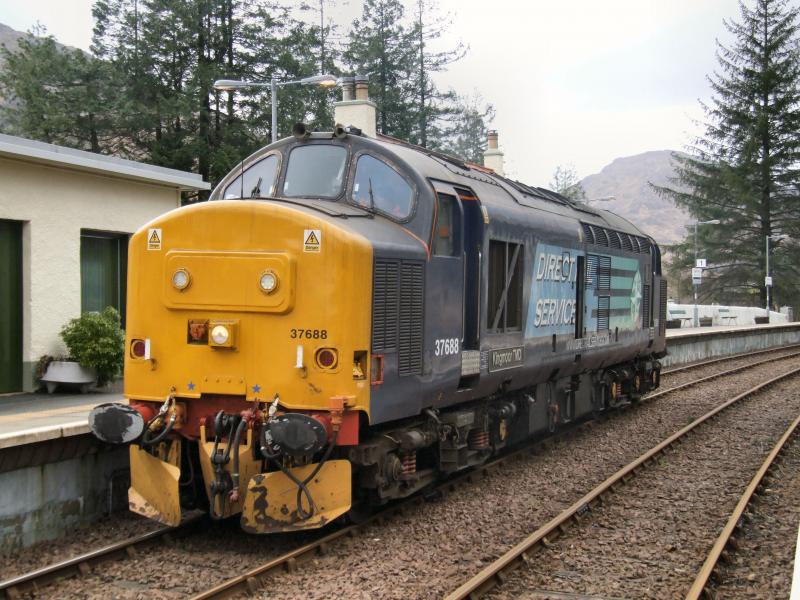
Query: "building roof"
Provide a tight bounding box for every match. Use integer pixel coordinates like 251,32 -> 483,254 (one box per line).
0,133 -> 210,191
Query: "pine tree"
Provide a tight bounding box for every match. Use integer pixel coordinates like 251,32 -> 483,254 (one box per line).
436,93 -> 494,163
344,0 -> 417,139
551,165 -> 587,202
408,0 -> 465,148
657,0 -> 800,309
0,29 -> 118,153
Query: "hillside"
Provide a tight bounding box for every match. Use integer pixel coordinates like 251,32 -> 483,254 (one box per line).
580,150 -> 690,245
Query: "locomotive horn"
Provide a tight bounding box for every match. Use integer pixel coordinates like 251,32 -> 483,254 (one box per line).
292,122 -> 310,139
333,123 -> 347,138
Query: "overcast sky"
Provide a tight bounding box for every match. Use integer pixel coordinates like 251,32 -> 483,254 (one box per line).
1,0 -> 748,186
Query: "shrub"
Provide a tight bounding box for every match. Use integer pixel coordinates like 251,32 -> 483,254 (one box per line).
60,307 -> 125,386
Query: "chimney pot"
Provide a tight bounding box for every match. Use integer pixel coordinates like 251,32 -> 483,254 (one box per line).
354,75 -> 369,101
487,130 -> 499,150
340,76 -> 355,101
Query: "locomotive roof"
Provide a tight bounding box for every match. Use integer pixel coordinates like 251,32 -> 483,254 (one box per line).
369,133 -> 652,242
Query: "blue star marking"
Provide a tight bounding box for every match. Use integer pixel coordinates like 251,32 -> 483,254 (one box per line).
252,384 -> 261,394
187,381 -> 195,391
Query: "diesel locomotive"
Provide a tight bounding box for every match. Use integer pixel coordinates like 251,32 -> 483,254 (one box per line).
90,126 -> 667,534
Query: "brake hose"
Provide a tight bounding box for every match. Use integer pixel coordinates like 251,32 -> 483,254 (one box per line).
260,428 -> 339,520
140,412 -> 176,447
229,419 -> 248,498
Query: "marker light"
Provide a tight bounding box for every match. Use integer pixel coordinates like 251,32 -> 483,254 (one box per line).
131,339 -> 146,358
315,348 -> 338,369
211,325 -> 230,345
259,270 -> 278,294
172,268 -> 191,291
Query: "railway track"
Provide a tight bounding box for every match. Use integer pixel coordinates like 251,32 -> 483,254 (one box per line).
686,412 -> 800,599
443,367 -> 800,600
3,344 -> 799,599
0,512 -> 205,599
189,347 -> 800,600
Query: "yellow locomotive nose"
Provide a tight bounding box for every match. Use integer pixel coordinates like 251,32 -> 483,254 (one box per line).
122,200 -> 372,529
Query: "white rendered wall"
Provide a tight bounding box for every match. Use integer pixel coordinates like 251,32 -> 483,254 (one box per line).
0,156 -> 180,384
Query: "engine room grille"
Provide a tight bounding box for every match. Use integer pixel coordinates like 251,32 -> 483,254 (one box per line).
372,258 -> 424,377
659,278 -> 668,335
398,261 -> 424,376
372,259 -> 399,351
597,296 -> 610,331
580,222 -> 651,255
642,284 -> 651,327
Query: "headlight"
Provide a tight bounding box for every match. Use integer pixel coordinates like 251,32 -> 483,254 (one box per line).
211,325 -> 229,345
172,268 -> 191,291
259,270 -> 278,294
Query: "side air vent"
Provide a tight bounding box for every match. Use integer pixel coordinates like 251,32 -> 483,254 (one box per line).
597,296 -> 610,331
597,256 -> 612,291
642,284 -> 651,328
593,226 -> 609,247
398,261 -> 424,376
659,278 -> 668,335
609,231 -> 621,249
620,233 -> 633,252
372,259 -> 399,352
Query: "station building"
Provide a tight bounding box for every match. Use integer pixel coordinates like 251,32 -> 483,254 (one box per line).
0,134 -> 209,393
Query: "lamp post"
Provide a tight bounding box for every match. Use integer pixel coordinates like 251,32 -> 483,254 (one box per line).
692,219 -> 720,327
765,234 -> 785,314
214,74 -> 338,143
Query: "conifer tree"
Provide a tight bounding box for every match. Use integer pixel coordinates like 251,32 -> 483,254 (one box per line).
344,0 -> 417,139
436,93 -> 494,163
658,0 -> 800,309
551,165 -> 587,202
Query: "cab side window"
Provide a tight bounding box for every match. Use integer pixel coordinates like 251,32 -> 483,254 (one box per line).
433,193 -> 457,256
223,154 -> 279,199
351,155 -> 414,220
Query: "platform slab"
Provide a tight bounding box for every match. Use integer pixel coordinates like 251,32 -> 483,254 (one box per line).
0,391 -> 125,449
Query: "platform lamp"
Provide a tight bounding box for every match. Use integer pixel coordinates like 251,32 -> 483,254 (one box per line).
214,74 -> 338,143
692,219 -> 720,327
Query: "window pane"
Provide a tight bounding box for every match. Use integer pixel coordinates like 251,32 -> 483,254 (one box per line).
282,145 -> 347,198
433,193 -> 456,256
224,154 -> 279,199
487,240 -> 523,332
352,155 -> 413,219
81,232 -> 128,323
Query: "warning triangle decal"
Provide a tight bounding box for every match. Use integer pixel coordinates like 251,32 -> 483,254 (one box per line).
305,231 -> 319,245
149,230 -> 161,244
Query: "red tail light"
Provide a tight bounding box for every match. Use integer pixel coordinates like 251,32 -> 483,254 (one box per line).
131,339 -> 147,358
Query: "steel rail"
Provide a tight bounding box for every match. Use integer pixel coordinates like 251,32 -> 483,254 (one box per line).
443,366 -> 800,600
685,412 -> 800,599
191,353 -> 800,600
662,343 -> 800,375
0,512 -> 204,600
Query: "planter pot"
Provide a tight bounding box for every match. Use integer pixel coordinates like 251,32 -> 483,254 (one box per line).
41,361 -> 97,394
699,317 -> 713,327
754,316 -> 770,325
665,319 -> 683,329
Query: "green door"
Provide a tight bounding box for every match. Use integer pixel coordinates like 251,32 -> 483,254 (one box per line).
80,231 -> 128,323
0,220 -> 22,393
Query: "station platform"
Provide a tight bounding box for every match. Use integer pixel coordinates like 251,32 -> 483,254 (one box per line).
0,391 -> 124,450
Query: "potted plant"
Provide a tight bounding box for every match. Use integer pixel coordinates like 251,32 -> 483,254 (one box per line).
41,307 -> 125,393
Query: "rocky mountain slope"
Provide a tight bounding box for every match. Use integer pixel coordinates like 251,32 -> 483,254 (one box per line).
580,150 -> 690,245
